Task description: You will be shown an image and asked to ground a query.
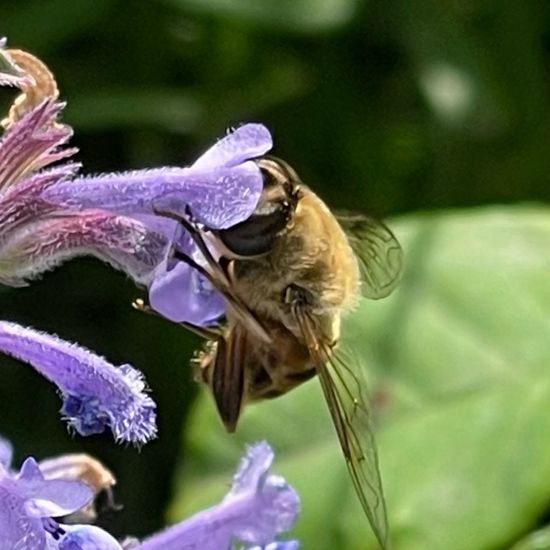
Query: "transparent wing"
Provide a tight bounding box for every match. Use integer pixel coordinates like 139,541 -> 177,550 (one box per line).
338,213 -> 402,300
294,307 -> 390,550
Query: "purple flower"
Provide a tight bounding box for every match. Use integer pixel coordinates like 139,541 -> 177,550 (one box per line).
249,543 -> 300,550
0,321 -> 157,444
0,449 -> 93,550
0,436 -> 12,468
0,438 -> 299,550
0,99 -> 174,289
1,44 -> 273,325
147,228 -> 226,325
0,48 -> 176,289
0,92 -> 270,325
1,42 -> 275,327
137,441 -> 300,550
42,124 -> 271,230
0,435 -> 121,549
57,525 -> 123,550
42,123 -> 273,326
143,124 -> 271,325
37,452 -> 117,525
0,100 -> 76,191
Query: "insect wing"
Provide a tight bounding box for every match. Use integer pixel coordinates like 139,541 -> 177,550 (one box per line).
295,309 -> 390,549
338,213 -> 402,300
211,322 -> 249,432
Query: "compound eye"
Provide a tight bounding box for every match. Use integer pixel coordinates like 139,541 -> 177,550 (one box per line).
216,157 -> 299,257
257,156 -> 301,187
217,202 -> 289,257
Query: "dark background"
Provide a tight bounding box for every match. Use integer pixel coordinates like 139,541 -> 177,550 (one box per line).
1,0 -> 549,540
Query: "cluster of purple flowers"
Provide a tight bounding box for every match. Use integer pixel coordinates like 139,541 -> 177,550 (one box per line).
0,437 -> 299,550
0,40 -> 299,549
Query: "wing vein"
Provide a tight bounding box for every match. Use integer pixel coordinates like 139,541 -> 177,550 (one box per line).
293,306 -> 391,549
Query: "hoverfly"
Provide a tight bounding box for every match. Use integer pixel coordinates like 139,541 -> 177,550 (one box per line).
142,157 -> 402,549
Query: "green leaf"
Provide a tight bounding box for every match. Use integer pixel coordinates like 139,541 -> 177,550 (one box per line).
66,89 -> 203,133
166,0 -> 360,33
1,0 -> 113,53
511,527 -> 550,550
169,206 -> 550,549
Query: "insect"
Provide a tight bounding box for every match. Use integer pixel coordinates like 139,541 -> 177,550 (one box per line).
147,156 -> 402,549
38,453 -> 117,522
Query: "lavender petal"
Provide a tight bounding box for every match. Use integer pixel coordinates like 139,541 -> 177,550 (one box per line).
0,499 -> 46,550
0,446 -> 97,550
0,322 -> 157,444
0,100 -> 76,192
229,440 -> 275,496
0,209 -> 172,288
231,474 -> 300,545
248,542 -> 300,550
58,524 -> 124,550
42,161 -> 263,230
137,442 -> 299,550
149,260 -> 225,325
192,124 -> 273,170
0,436 -> 13,468
17,458 -> 93,518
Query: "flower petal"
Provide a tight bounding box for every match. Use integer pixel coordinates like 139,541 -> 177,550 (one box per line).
136,442 -> 299,550
225,442 -> 300,546
149,260 -> 225,325
58,524 -> 124,550
153,161 -> 264,230
192,123 -> 273,170
234,474 -> 300,544
0,495 -> 46,550
0,209 -> 172,288
15,458 -> 93,519
41,123 -> 272,231
248,542 -> 300,550
0,456 -> 47,549
0,436 -> 13,468
0,322 -> 157,444
0,100 -> 76,192
228,440 -> 274,497
0,458 -> 94,550
42,161 -> 264,230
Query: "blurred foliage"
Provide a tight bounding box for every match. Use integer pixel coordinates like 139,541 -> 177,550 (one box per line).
512,527 -> 550,550
1,0 -> 550,547
172,207 -> 550,549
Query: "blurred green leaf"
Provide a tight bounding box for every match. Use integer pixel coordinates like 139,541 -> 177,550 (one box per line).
511,527 -> 550,550
170,205 -> 550,549
166,0 -> 360,33
2,0 -> 113,52
66,89 -> 202,132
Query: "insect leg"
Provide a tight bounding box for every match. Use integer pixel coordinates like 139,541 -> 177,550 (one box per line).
132,297 -> 222,340
152,205 -> 229,287
152,206 -> 272,343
